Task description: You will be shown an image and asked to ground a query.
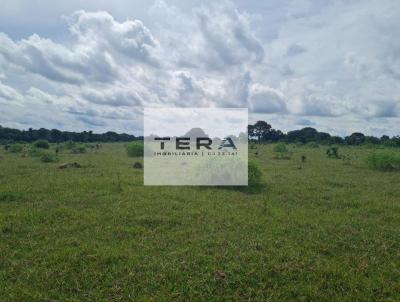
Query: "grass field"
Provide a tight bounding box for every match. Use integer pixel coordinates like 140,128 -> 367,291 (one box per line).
1,143 -> 400,301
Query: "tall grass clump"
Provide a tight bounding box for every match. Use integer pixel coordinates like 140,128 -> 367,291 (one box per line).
28,147 -> 45,157
126,141 -> 144,157
326,147 -> 340,158
63,140 -> 77,150
305,142 -> 319,148
33,140 -> 50,149
273,143 -> 291,159
40,151 -> 58,163
9,144 -> 23,153
248,160 -> 262,186
71,144 -> 87,154
366,152 -> 400,171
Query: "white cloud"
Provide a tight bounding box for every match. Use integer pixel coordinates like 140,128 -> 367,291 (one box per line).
0,81 -> 22,102
249,84 -> 287,113
263,0 -> 400,122
0,0 -> 399,136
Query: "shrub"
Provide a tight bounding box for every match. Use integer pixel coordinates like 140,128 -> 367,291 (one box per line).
72,144 -> 86,154
326,147 -> 340,158
9,144 -> 23,153
40,152 -> 57,163
342,155 -> 352,166
248,160 -> 262,186
306,142 -> 319,148
366,152 -> 400,171
63,141 -> 77,150
126,141 -> 144,157
28,147 -> 45,157
273,143 -> 291,159
133,162 -> 143,169
34,140 -> 50,149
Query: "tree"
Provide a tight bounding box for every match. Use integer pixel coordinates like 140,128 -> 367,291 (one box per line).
345,132 -> 365,145
50,129 -> 63,142
248,121 -> 275,141
287,127 -> 319,143
0,125 -> 139,143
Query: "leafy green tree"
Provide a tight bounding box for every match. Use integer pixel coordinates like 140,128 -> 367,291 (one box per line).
345,132 -> 365,145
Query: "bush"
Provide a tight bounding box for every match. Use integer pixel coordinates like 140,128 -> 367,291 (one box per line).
273,143 -> 291,159
72,144 -> 86,154
40,152 -> 57,163
63,141 -> 77,150
28,147 -> 45,157
366,152 -> 400,171
34,140 -> 50,149
9,144 -> 23,153
248,160 -> 262,186
326,147 -> 340,158
133,162 -> 143,169
306,142 -> 319,148
126,142 -> 144,157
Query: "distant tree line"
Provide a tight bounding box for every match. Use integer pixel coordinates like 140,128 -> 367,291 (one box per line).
248,121 -> 400,146
0,125 -> 142,143
1,122 -> 399,146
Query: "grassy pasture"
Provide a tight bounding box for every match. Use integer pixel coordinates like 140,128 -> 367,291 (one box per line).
0,143 -> 400,301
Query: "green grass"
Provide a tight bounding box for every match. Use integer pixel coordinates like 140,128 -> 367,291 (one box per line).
0,143 -> 400,301
366,152 -> 400,171
126,141 -> 144,157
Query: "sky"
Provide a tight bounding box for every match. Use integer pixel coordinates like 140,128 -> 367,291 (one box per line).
144,108 -> 248,138
0,0 -> 399,137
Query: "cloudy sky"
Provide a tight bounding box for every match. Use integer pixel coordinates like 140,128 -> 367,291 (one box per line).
0,0 -> 399,136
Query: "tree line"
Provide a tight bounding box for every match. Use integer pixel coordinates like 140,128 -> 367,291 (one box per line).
0,126 -> 142,143
248,121 -> 400,146
1,122 -> 399,146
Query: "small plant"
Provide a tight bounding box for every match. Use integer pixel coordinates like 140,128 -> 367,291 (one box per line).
133,162 -> 143,169
306,142 -> 319,148
326,147 -> 340,158
72,144 -> 87,154
9,144 -> 23,153
366,152 -> 400,171
33,140 -> 50,149
63,141 -> 77,150
248,160 -> 262,187
342,155 -> 352,166
273,143 -> 291,159
28,147 -> 45,157
40,152 -> 57,163
115,174 -> 123,193
126,141 -> 144,157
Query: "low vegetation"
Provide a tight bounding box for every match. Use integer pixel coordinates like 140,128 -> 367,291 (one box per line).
0,142 -> 400,301
71,144 -> 87,154
9,144 -> 23,153
305,142 -> 319,148
39,151 -> 58,163
248,160 -> 262,186
326,147 -> 340,158
33,139 -> 50,149
273,143 -> 291,159
126,141 -> 144,157
366,152 -> 400,171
